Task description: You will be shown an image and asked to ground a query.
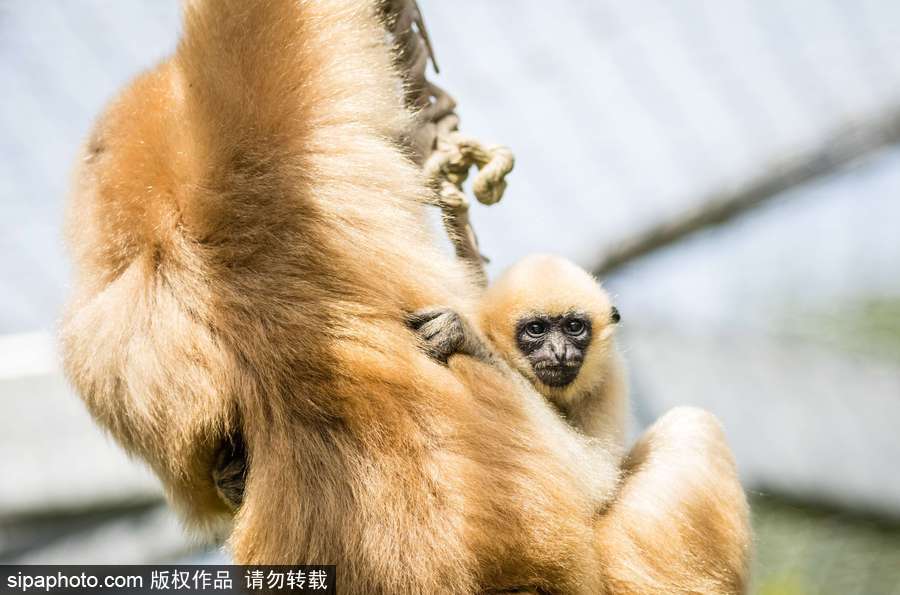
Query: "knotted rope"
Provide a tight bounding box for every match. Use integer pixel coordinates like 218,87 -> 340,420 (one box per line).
422,115 -> 514,285
382,0 -> 515,286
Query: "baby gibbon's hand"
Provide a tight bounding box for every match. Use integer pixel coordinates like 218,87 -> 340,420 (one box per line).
406,307 -> 492,364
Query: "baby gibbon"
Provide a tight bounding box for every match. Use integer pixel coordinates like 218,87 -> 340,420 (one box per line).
60,0 -> 750,592
410,254 -> 628,458
481,255 -> 627,446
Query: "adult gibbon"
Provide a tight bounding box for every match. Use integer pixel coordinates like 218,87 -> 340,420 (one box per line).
60,0 -> 750,593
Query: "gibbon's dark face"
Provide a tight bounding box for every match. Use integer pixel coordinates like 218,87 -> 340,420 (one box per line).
516,308 -> 620,388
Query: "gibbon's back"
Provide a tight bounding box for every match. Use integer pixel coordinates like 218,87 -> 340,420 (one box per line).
60,0 -> 609,592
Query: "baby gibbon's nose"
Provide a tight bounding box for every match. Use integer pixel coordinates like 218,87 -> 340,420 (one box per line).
548,337 -> 566,363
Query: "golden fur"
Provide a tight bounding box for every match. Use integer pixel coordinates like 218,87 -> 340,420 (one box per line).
479,254 -> 629,449
60,0 -> 751,592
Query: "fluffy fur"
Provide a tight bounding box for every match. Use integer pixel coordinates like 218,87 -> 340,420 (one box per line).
478,254 -> 629,449
60,0 -> 750,592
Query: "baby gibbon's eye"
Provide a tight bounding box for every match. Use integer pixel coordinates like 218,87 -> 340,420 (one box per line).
610,306 -> 621,324
525,321 -> 547,337
564,319 -> 585,335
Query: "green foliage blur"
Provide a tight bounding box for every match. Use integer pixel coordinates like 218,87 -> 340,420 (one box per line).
751,495 -> 900,595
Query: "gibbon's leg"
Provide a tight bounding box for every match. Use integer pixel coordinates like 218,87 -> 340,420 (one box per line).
595,407 -> 752,594
211,309 -> 491,510
406,307 -> 494,364
409,311 -> 751,593
207,401 -> 750,593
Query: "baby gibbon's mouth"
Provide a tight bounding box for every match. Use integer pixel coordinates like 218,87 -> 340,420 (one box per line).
534,363 -> 580,388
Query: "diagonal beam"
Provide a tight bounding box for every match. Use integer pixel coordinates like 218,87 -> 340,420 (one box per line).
593,107 -> 900,276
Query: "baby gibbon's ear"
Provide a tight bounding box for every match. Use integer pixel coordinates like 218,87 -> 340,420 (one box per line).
610,306 -> 621,324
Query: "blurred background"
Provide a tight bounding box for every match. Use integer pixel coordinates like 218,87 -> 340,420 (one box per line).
1,1 -> 899,593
